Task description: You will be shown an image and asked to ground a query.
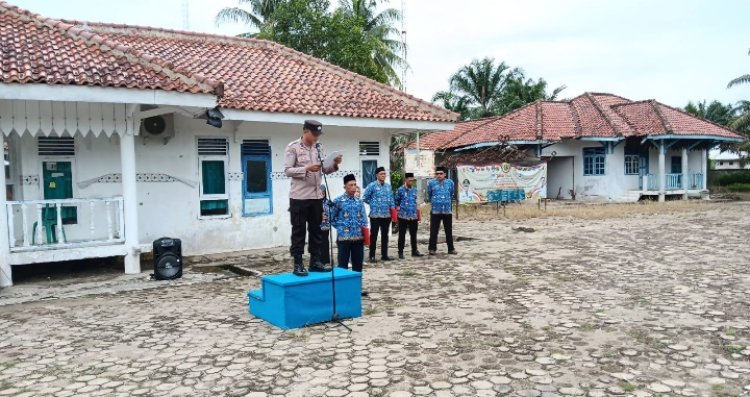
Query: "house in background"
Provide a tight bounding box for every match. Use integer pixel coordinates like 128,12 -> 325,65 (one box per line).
710,149 -> 749,170
414,93 -> 743,202
0,3 -> 456,286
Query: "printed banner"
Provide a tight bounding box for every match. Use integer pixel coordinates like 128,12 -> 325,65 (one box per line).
404,149 -> 435,178
457,162 -> 547,203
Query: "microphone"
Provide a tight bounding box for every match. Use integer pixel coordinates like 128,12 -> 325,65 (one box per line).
315,142 -> 324,163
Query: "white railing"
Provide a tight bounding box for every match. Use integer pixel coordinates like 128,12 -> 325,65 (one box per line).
5,197 -> 124,252
643,173 -> 704,191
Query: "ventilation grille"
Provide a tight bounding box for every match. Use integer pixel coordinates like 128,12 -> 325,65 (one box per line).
197,138 -> 228,156
359,141 -> 380,156
241,140 -> 271,156
38,137 -> 75,156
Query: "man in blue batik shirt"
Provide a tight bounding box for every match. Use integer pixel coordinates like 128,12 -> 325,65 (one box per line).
395,172 -> 423,259
331,174 -> 368,273
362,166 -> 395,262
427,166 -> 457,255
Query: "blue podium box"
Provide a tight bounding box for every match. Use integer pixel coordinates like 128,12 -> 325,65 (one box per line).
248,268 -> 362,329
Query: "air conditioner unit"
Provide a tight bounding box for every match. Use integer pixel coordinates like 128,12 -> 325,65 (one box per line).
140,113 -> 175,140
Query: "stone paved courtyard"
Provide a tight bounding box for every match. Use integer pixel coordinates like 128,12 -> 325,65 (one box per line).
1,202 -> 749,397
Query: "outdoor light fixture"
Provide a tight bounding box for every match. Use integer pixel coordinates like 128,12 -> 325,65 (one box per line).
197,106 -> 224,128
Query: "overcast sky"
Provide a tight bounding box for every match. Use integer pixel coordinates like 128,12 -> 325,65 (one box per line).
10,0 -> 750,108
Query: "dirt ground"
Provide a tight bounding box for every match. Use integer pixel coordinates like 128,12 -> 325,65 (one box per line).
0,202 -> 749,397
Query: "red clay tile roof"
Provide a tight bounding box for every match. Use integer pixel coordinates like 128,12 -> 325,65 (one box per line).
0,3 -> 220,95
419,93 -> 743,150
0,2 -> 456,122
77,23 -> 455,121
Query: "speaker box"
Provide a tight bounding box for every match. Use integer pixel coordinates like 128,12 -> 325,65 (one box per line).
153,237 -> 182,280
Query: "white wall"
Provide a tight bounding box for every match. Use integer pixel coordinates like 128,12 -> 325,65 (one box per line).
542,140 -> 611,201
546,156 -> 574,199
11,114 -> 392,256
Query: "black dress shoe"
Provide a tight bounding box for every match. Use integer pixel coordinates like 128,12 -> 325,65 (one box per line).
309,262 -> 332,272
398,253 -> 405,259
369,256 -> 377,263
412,251 -> 424,257
381,256 -> 393,261
428,250 -> 436,255
361,291 -> 369,297
448,250 -> 458,255
293,262 -> 308,277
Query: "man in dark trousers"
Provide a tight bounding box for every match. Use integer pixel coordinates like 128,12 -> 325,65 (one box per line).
395,172 -> 423,259
362,166 -> 395,262
284,120 -> 342,276
428,166 -> 457,255
320,184 -> 332,267
330,174 -> 368,272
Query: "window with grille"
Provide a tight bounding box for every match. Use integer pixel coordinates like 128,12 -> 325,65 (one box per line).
197,137 -> 229,217
38,137 -> 75,156
583,147 -> 605,176
241,140 -> 272,216
359,141 -> 380,156
624,154 -> 640,175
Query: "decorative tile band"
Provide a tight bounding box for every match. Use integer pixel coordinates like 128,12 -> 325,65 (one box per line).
270,170 -> 361,181
22,175 -> 39,185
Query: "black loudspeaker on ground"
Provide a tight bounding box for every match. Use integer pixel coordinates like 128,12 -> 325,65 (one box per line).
153,237 -> 182,280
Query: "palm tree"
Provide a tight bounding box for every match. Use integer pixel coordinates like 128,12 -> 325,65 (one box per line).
446,58 -> 522,119
683,100 -> 735,127
215,0 -> 281,37
431,90 -> 472,120
501,77 -> 566,113
337,0 -> 406,88
727,50 -> 750,132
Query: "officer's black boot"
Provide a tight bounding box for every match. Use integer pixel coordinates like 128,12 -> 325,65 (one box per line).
309,256 -> 332,272
293,256 -> 308,276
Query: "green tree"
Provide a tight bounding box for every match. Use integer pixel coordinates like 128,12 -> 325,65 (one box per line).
501,76 -> 566,113
215,0 -> 282,37
256,0 -> 330,59
728,49 -> 750,132
337,0 -> 406,88
683,100 -> 736,126
431,90 -> 472,120
216,0 -> 407,88
432,57 -> 565,120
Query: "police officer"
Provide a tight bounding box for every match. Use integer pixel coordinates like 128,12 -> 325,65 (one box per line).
284,120 -> 342,276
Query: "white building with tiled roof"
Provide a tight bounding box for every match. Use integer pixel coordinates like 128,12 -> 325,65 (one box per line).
0,2 -> 456,286
412,93 -> 743,203
709,150 -> 749,170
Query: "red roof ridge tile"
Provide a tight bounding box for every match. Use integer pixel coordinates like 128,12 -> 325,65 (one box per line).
534,100 -> 543,140
61,20 -> 456,121
569,99 -> 583,138
584,92 -> 622,137
648,99 -> 673,133
0,2 -> 223,96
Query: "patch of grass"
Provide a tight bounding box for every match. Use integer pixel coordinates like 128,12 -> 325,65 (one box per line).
712,383 -> 726,396
290,332 -> 309,342
364,305 -> 379,316
511,277 -> 530,288
722,344 -> 743,355
401,270 -> 419,277
620,382 -> 636,392
579,322 -> 595,332
724,327 -> 737,337
446,200 -> 716,221
627,328 -> 667,350
0,361 -> 17,370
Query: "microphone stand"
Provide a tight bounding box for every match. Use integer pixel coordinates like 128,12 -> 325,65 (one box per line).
316,143 -> 351,332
